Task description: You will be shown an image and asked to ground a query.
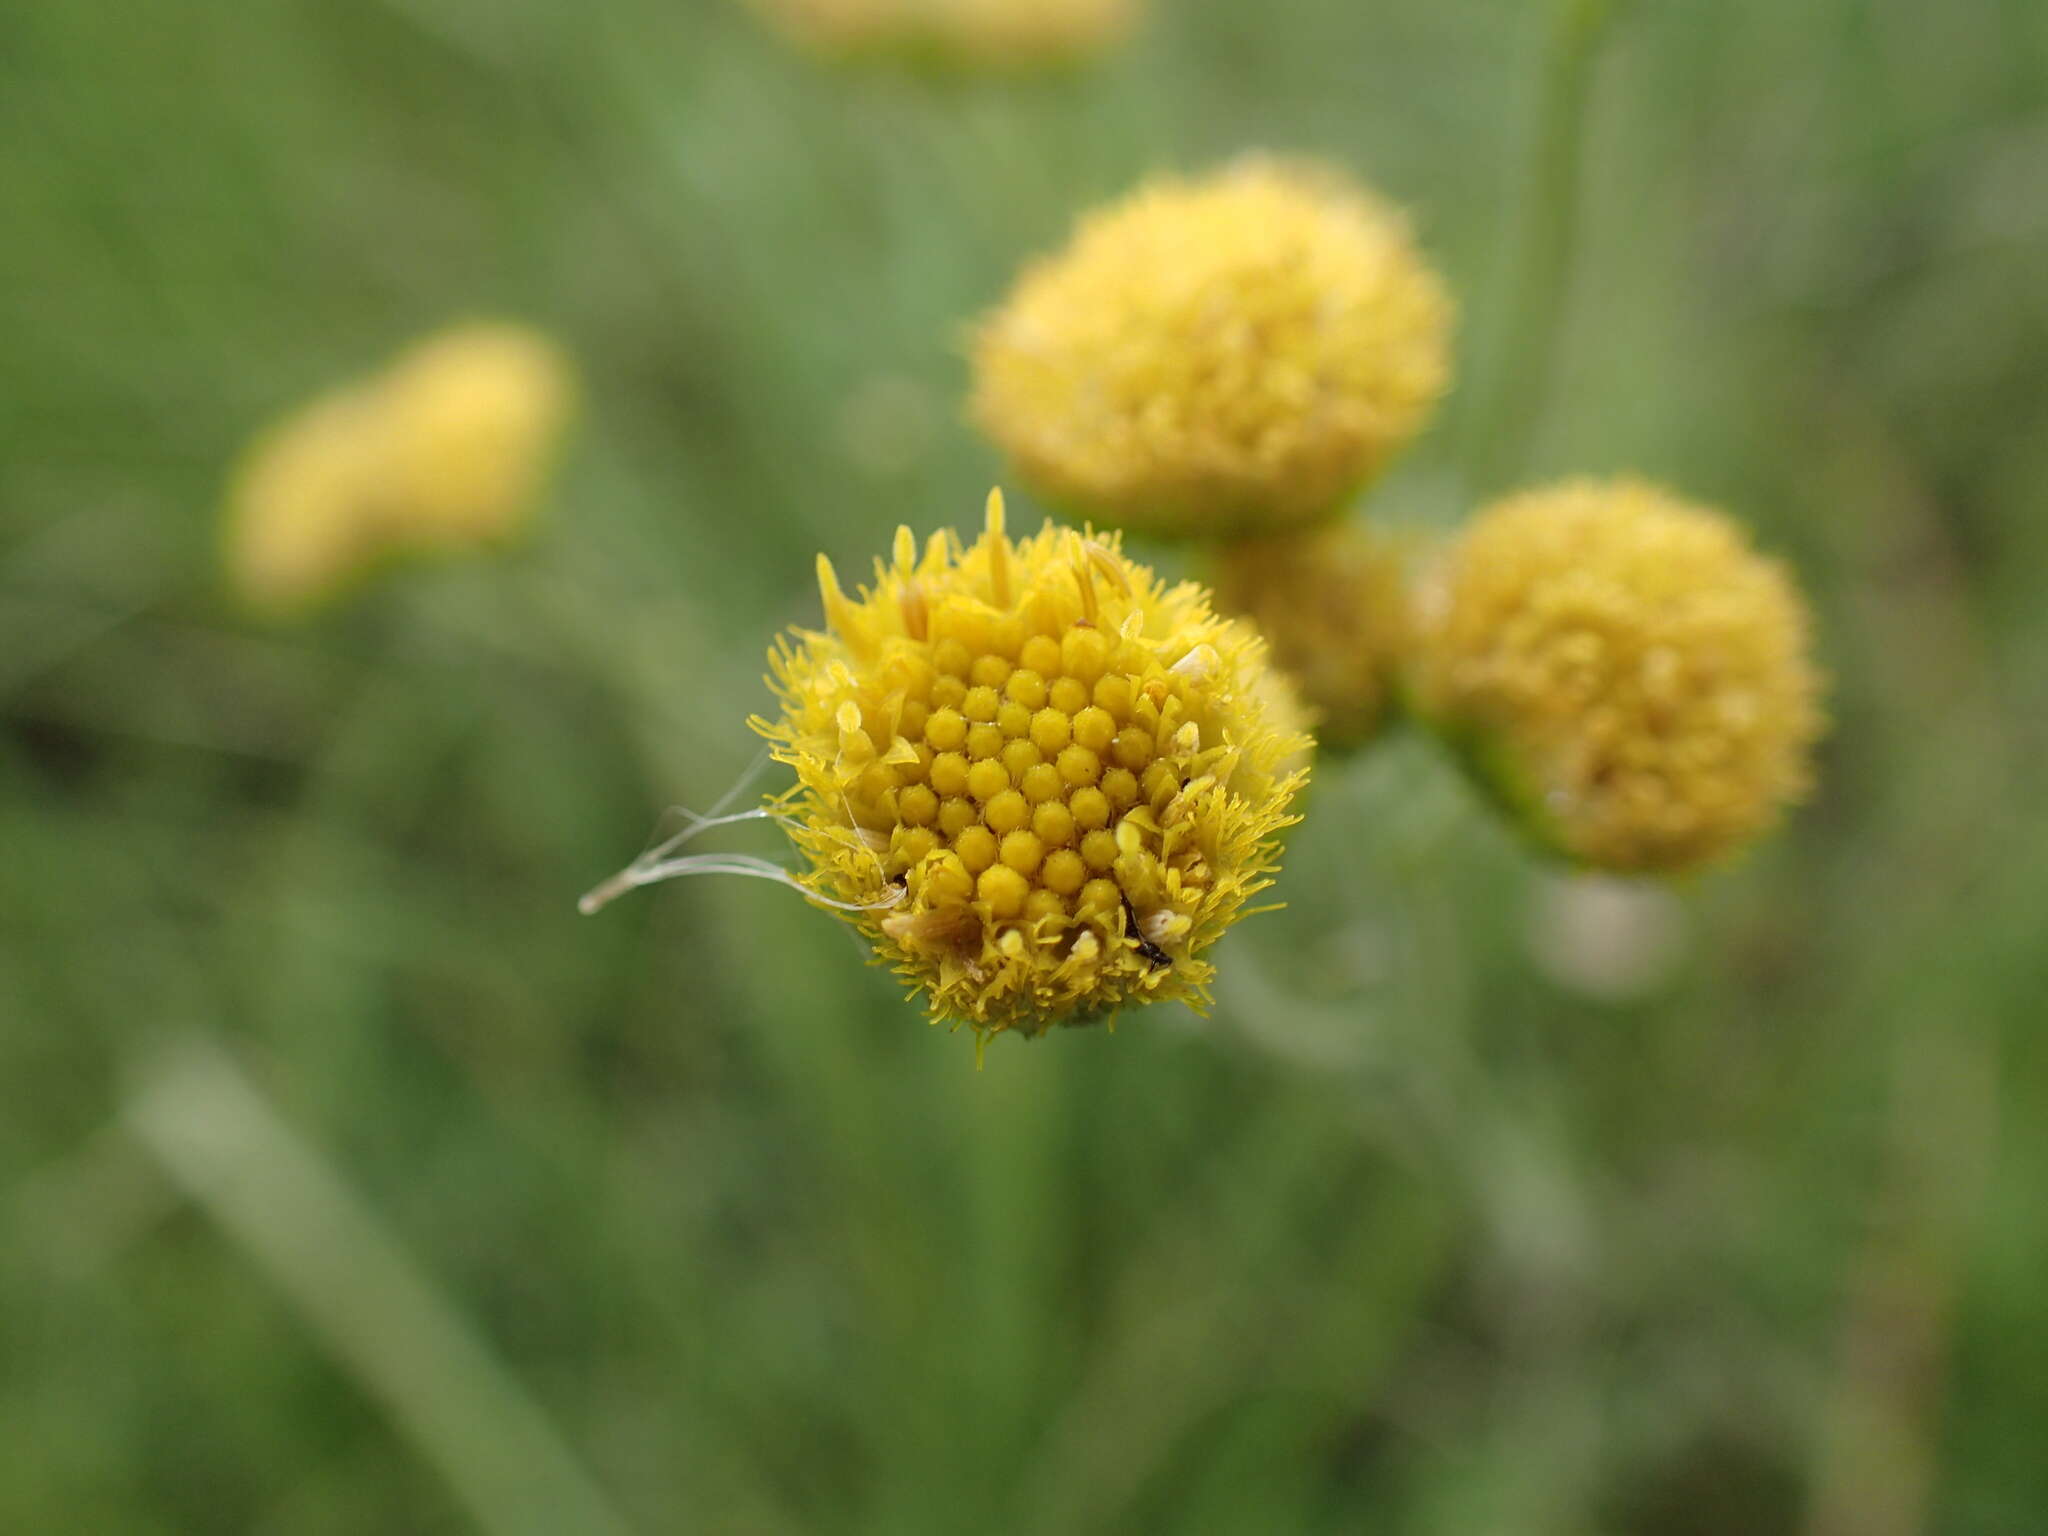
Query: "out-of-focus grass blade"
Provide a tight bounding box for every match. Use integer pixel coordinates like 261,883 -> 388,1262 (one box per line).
123,1038 -> 636,1536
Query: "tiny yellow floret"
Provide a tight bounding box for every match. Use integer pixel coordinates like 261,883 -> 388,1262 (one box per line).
1411,478 -> 1825,874
754,489 -> 1312,1042
1216,520 -> 1413,752
752,0 -> 1138,70
972,158 -> 1453,539
224,322 -> 575,618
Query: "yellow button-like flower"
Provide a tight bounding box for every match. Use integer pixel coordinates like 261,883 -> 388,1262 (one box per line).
1215,521 -> 1412,752
222,387 -> 390,622
376,325 -> 577,551
224,322 -> 575,618
1412,478 -> 1824,874
971,158 -> 1453,539
752,0 -> 1137,70
754,490 -> 1311,1042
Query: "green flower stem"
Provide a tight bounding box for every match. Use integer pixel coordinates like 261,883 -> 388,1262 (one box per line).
1470,0 -> 1628,494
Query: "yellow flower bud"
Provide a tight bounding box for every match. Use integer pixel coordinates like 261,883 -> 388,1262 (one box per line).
972,158 -> 1452,538
1215,521 -> 1413,752
1412,478 -> 1825,874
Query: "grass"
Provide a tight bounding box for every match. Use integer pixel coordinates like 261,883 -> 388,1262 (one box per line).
4,0 -> 2048,1531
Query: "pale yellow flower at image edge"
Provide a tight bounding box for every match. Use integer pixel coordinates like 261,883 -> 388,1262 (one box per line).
752,0 -> 1139,66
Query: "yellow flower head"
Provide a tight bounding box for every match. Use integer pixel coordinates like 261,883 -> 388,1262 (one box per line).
376,324 -> 577,550
754,489 -> 1311,1042
222,387 -> 390,621
752,0 -> 1137,70
1412,478 -> 1824,874
971,158 -> 1453,539
1215,520 -> 1412,752
224,322 -> 575,618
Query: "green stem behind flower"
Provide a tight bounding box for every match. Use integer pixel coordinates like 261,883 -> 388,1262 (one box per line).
1468,0 -> 1628,495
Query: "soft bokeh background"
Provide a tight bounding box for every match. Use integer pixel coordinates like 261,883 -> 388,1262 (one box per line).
6,2 -> 2047,1531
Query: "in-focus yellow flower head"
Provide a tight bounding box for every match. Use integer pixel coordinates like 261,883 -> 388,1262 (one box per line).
224,322 -> 575,618
1215,520 -> 1413,752
1412,478 -> 1824,874
751,0 -> 1137,70
754,489 -> 1311,1043
972,157 -> 1453,539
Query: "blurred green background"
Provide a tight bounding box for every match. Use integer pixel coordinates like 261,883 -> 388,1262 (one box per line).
5,1 -> 2047,1531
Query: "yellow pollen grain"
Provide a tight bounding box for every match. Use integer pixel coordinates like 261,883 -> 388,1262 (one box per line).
933,638 -> 972,677
967,758 -> 1011,803
1061,627 -> 1110,682
1006,669 -> 1049,709
984,789 -> 1031,834
999,830 -> 1045,876
1020,762 -> 1065,804
1069,786 -> 1112,830
1025,890 -> 1069,925
1071,705 -> 1116,754
1029,708 -> 1074,755
1078,878 -> 1121,917
1112,727 -> 1154,770
1057,745 -> 1102,787
1020,634 -> 1062,675
1048,676 -> 1091,715
1105,770 -> 1138,819
956,826 -> 1000,875
1032,801 -> 1077,846
1000,740 -> 1043,782
977,864 -> 1030,919
1080,829 -> 1119,871
1041,849 -> 1087,895
931,752 -> 971,798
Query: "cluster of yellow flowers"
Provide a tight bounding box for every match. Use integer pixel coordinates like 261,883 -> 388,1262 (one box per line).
239,151 -> 1819,1047
967,157 -> 1825,880
635,153 -> 1822,1048
225,323 -> 575,618
748,0 -> 1138,71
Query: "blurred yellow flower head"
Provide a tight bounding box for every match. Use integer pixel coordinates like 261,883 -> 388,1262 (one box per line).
754,489 -> 1310,1042
225,322 -> 575,618
972,158 -> 1453,539
1413,478 -> 1824,874
1215,521 -> 1413,752
752,0 -> 1137,69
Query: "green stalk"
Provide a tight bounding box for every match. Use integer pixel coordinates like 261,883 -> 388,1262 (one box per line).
1468,0 -> 1628,494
